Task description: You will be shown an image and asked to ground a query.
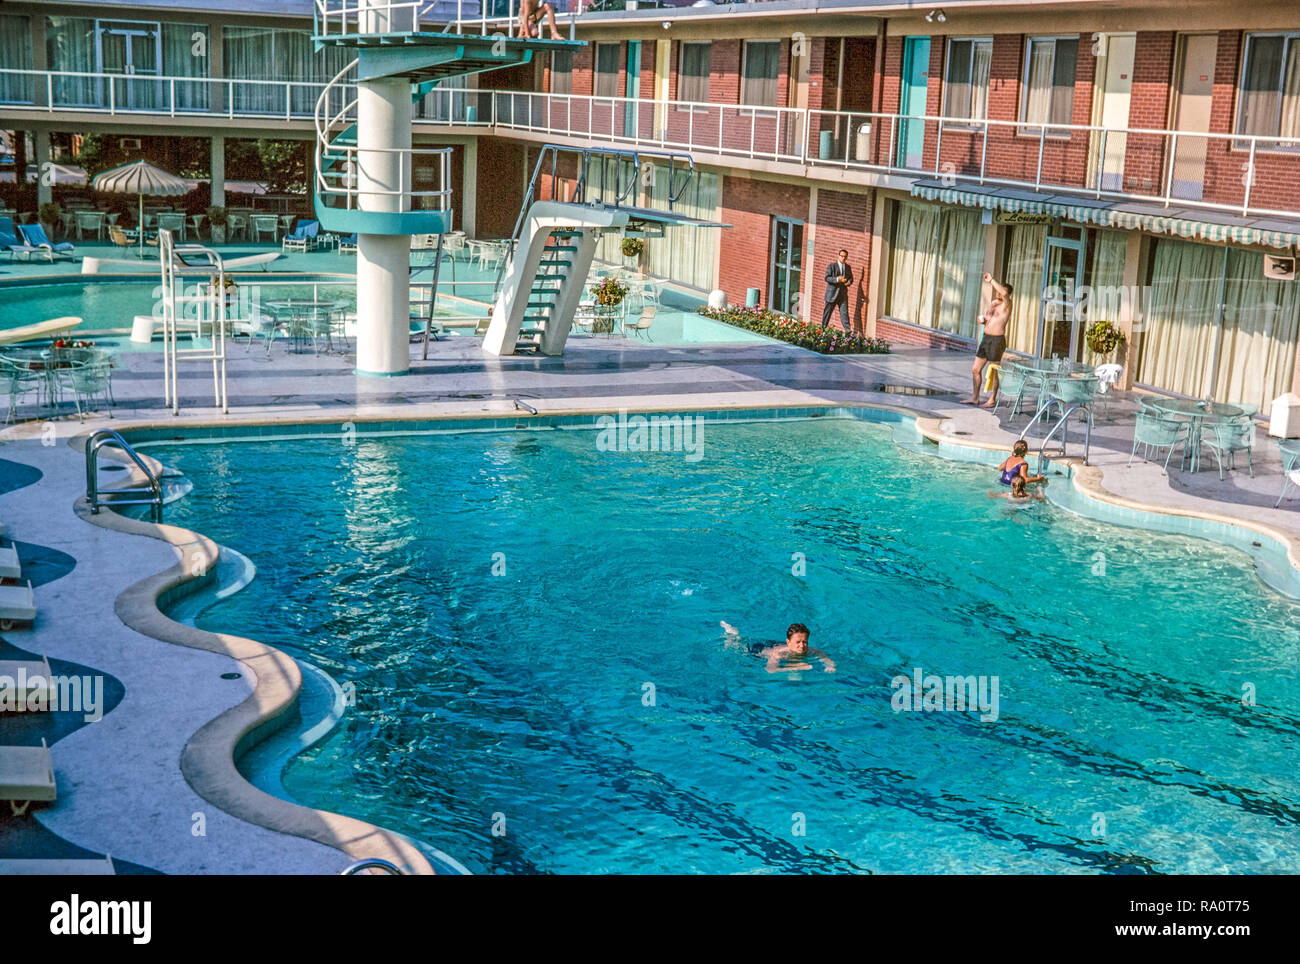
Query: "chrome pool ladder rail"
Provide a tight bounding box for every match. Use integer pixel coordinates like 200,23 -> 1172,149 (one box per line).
1018,399 -> 1094,473
340,858 -> 403,875
86,429 -> 163,522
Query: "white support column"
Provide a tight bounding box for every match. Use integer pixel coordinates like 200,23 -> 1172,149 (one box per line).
461,137 -> 477,239
355,75 -> 413,376
34,130 -> 52,206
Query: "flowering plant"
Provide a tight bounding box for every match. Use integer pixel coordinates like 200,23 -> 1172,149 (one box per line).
620,237 -> 645,258
1085,320 -> 1124,355
591,275 -> 629,306
696,306 -> 890,355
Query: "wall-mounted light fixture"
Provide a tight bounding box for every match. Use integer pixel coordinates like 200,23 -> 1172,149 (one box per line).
925,9 -> 947,22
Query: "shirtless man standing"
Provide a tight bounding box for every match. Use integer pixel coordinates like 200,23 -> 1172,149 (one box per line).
963,273 -> 1013,408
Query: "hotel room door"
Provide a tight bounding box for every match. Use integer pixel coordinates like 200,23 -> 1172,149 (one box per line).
897,37 -> 930,169
99,21 -> 161,111
1169,34 -> 1217,201
1087,33 -> 1135,192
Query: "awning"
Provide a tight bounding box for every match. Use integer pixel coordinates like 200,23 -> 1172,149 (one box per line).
909,181 -> 1300,252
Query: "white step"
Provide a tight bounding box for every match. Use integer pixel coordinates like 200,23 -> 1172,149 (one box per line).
0,545 -> 20,580
0,582 -> 36,624
0,739 -> 56,812
0,857 -> 115,875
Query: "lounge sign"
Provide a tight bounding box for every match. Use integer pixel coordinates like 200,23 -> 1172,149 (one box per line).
996,211 -> 1054,224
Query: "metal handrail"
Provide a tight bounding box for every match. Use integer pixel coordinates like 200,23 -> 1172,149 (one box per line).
86,429 -> 163,522
339,858 -> 403,875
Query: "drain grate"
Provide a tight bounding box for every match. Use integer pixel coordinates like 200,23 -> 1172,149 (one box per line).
871,384 -> 953,397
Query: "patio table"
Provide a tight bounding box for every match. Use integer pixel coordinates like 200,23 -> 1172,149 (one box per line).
1146,397 -> 1245,473
266,299 -> 346,354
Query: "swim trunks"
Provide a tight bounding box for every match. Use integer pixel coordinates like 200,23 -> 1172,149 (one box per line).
976,334 -> 1006,362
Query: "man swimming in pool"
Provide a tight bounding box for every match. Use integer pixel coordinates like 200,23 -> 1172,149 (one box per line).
720,621 -> 836,673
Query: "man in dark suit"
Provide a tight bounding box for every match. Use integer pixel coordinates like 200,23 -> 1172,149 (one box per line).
822,249 -> 853,328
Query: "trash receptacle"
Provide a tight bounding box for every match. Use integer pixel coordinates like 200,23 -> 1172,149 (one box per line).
708,289 -> 727,310
855,122 -> 872,161
818,130 -> 833,160
1270,393 -> 1300,437
746,287 -> 761,308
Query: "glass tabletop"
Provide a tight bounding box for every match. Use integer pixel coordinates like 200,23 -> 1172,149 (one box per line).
1003,357 -> 1096,375
1146,398 -> 1244,420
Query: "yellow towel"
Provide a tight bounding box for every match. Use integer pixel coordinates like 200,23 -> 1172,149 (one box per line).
984,362 -> 1001,392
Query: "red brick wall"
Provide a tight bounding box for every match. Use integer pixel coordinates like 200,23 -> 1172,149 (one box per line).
717,176 -> 810,307
1123,31 -> 1175,194
476,138 -> 526,238
876,318 -> 972,351
812,189 -> 873,333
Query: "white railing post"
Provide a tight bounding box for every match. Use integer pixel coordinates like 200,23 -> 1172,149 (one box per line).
801,108 -> 810,164
228,79 -> 234,119
979,119 -> 988,184
1095,128 -> 1107,198
1164,130 -> 1178,207
170,78 -> 176,117
1035,127 -> 1046,190
47,73 -> 53,113
1243,136 -> 1257,217
934,117 -> 943,175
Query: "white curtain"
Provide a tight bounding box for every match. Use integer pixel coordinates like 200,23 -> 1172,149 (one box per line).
162,23 -> 209,112
1023,41 -> 1054,126
1001,223 -> 1047,353
885,200 -> 939,327
224,27 -> 349,115
1135,239 -> 1221,399
970,41 -> 992,121
46,17 -> 98,107
933,208 -> 985,337
1282,38 -> 1300,140
643,167 -> 719,291
1081,229 -> 1127,366
0,15 -> 32,103
1214,249 -> 1300,409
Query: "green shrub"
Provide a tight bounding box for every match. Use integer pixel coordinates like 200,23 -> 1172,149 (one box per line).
696,305 -> 891,355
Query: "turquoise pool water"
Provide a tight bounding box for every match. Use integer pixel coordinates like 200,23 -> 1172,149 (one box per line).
0,278 -> 766,347
147,416 -> 1300,874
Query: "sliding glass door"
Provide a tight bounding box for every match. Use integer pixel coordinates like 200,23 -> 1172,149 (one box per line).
99,21 -> 161,111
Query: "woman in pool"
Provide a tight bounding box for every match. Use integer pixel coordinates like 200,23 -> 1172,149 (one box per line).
720,620 -> 836,673
990,439 -> 1046,502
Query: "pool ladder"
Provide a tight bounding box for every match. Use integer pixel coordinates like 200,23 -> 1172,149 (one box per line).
340,858 -> 403,875
85,429 -> 163,522
1018,399 -> 1094,473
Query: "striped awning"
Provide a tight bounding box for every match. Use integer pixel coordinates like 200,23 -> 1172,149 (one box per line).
909,182 -> 1300,251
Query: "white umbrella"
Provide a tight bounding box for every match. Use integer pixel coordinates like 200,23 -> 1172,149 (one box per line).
91,159 -> 190,257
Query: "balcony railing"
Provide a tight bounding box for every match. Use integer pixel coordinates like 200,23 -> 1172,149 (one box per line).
0,68 -> 355,121
4,68 -> 1297,221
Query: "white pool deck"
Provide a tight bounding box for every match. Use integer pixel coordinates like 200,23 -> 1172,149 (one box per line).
2,321 -> 1298,874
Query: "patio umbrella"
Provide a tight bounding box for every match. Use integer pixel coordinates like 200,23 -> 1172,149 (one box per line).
91,159 -> 189,258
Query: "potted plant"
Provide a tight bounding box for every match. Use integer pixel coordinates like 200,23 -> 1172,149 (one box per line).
206,205 -> 228,244
591,274 -> 628,307
38,202 -> 61,241
620,236 -> 645,268
1085,319 -> 1124,358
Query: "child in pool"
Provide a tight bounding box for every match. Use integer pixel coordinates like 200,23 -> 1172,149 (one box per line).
990,439 -> 1046,502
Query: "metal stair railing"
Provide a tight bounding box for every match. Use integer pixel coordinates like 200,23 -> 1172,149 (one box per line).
86,429 -> 164,522
492,144 -> 696,300
314,0 -> 525,40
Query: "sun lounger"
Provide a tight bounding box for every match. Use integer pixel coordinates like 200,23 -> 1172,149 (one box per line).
0,857 -> 115,874
0,738 -> 56,815
18,224 -> 76,261
0,545 -> 20,580
0,581 -> 36,629
0,656 -> 52,707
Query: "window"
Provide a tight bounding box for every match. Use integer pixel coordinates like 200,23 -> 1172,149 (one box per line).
0,15 -> 33,103
551,49 -> 573,95
1237,32 -> 1300,148
594,42 -> 620,99
1021,36 -> 1078,133
944,38 -> 992,123
741,41 -> 780,108
679,42 -> 711,104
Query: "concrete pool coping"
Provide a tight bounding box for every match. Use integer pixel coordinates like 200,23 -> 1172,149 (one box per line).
7,393 -> 1300,873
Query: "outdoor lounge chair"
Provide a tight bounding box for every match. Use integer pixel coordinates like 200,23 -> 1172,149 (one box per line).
625,304 -> 657,340
18,224 -> 75,261
0,216 -> 20,251
0,739 -> 56,816
0,544 -> 20,579
0,581 -> 36,629
337,233 -> 358,254
282,219 -> 320,252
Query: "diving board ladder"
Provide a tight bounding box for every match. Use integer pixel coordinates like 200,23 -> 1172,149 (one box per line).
159,230 -> 228,415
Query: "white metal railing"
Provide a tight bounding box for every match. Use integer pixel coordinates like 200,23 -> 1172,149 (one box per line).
438,88 -> 1300,221
313,0 -> 525,39
313,58 -> 453,213
0,68 -> 354,121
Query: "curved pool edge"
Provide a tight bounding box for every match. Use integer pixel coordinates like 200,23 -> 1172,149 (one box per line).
68,433 -> 437,876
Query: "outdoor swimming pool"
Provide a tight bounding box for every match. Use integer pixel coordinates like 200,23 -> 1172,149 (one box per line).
146,414 -> 1300,874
